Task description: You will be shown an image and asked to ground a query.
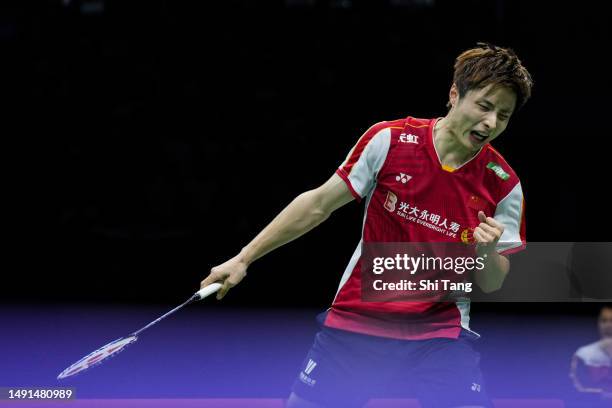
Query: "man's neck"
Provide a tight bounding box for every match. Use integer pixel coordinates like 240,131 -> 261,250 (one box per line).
434,117 -> 479,168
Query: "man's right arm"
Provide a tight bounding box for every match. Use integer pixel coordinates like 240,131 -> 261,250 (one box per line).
200,173 -> 354,299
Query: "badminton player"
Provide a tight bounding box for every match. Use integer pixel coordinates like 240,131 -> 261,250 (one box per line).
201,43 -> 533,408
569,304 -> 612,405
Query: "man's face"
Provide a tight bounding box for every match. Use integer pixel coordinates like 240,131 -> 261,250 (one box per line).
448,83 -> 517,152
599,308 -> 612,338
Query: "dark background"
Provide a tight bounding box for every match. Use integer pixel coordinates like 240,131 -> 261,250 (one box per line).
2,1 -> 611,402
4,0 -> 610,312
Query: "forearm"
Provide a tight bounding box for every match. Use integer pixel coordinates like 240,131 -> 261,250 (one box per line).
473,250 -> 509,293
238,189 -> 332,266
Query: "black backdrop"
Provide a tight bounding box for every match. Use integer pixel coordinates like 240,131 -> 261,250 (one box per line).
5,0 -> 610,312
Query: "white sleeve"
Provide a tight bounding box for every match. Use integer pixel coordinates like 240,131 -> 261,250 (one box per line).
336,126 -> 391,200
494,182 -> 526,255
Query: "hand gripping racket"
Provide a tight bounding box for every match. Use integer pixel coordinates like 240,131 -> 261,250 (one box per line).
57,283 -> 222,380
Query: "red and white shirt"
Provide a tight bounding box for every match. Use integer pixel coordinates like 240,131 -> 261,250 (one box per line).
325,116 -> 526,340
572,340 -> 612,391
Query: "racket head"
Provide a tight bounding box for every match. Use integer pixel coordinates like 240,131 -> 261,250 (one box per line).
57,335 -> 138,379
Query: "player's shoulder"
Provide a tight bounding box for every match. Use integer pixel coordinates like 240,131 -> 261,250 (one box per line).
362,118 -> 407,136
354,118 -> 409,150
360,116 -> 432,142
480,144 -> 521,187
365,116 -> 432,132
575,341 -> 612,367
403,116 -> 432,129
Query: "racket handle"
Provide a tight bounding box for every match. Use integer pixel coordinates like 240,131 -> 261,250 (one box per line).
194,282 -> 223,301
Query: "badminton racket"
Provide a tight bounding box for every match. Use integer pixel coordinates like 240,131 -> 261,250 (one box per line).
57,282 -> 222,380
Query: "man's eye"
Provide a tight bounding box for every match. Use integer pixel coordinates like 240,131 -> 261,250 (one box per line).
499,115 -> 509,121
478,104 -> 489,111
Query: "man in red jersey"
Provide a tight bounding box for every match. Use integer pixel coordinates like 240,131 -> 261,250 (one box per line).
201,43 -> 533,408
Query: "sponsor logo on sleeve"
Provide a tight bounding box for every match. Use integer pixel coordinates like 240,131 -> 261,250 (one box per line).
487,162 -> 510,181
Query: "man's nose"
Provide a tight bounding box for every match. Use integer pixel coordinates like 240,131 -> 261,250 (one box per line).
483,112 -> 497,131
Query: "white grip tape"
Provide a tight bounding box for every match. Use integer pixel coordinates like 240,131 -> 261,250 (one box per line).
195,282 -> 223,300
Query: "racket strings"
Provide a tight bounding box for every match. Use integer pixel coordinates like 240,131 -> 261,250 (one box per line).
57,336 -> 137,379
58,284 -> 221,379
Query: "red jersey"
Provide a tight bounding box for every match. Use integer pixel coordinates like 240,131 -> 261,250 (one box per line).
326,116 -> 526,340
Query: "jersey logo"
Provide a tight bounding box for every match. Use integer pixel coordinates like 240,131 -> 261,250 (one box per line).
461,228 -> 476,244
383,191 -> 398,212
399,133 -> 419,144
395,173 -> 412,184
487,162 -> 510,181
467,195 -> 486,211
304,359 -> 317,375
471,383 -> 481,392
299,359 -> 318,387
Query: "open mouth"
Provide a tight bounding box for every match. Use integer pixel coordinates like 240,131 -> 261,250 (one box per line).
469,130 -> 488,143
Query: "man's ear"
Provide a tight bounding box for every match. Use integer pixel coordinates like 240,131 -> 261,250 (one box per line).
449,83 -> 459,108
